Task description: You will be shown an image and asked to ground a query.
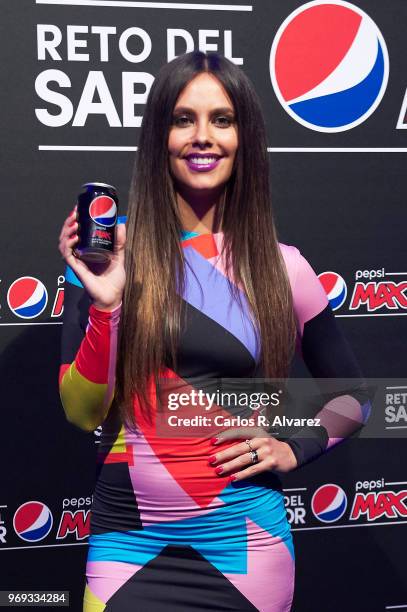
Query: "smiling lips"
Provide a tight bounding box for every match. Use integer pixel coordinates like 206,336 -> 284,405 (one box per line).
184,154 -> 222,172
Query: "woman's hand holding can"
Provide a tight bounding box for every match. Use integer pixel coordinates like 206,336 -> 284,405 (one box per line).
58,205 -> 126,311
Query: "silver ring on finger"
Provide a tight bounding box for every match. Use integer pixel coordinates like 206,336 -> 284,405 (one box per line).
250,449 -> 259,465
244,439 -> 254,452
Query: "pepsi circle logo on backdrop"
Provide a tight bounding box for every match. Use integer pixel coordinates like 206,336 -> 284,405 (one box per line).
270,1 -> 389,132
13,501 -> 53,542
7,276 -> 48,319
89,196 -> 117,227
311,484 -> 348,522
318,271 -> 348,310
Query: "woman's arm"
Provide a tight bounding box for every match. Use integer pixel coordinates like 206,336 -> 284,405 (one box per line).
281,246 -> 372,467
58,265 -> 121,432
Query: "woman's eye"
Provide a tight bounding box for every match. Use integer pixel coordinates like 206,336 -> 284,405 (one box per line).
173,116 -> 191,126
214,116 -> 233,126
172,115 -> 234,127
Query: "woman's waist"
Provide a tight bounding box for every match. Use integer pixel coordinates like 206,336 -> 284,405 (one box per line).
93,459 -> 285,533
90,481 -> 290,546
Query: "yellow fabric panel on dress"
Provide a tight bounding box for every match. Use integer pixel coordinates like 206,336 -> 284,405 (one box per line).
59,362 -> 111,432
83,583 -> 106,611
108,424 -> 127,455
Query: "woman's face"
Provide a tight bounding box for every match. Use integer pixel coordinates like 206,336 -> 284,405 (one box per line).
168,72 -> 238,195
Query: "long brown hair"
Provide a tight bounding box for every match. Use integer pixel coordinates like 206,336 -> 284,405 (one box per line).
114,51 -> 297,430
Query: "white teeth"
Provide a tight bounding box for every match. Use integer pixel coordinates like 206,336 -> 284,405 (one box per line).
188,157 -> 218,164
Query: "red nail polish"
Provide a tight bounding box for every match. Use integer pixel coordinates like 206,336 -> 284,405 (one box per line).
210,437 -> 218,445
208,455 -> 216,465
229,475 -> 237,482
215,466 -> 223,474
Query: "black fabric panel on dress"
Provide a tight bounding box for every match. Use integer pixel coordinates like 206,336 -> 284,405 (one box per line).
165,299 -> 257,379
161,300 -> 260,421
94,408 -> 123,469
90,462 -> 143,534
91,410 -> 143,535
302,304 -> 368,405
105,545 -> 258,612
285,304 -> 370,467
283,430 -> 328,469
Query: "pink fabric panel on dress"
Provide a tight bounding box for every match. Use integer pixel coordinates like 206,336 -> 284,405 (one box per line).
86,560 -> 142,604
279,243 -> 328,337
223,517 -> 295,612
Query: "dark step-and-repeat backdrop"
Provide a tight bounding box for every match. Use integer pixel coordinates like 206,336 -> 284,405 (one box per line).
1,1 -> 406,610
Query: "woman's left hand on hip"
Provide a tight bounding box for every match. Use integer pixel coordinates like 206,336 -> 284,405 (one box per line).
208,426 -> 298,482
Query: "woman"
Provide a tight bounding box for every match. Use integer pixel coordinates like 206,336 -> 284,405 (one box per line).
58,51 -> 371,611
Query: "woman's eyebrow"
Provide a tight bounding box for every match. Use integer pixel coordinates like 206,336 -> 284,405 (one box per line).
173,106 -> 235,114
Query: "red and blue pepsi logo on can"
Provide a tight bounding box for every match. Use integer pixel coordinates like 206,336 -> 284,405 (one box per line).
89,195 -> 117,228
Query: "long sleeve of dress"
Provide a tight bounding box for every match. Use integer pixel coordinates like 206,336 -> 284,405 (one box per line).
58,265 -> 121,432
280,245 -> 372,468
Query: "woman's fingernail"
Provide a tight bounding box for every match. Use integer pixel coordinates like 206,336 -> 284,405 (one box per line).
215,466 -> 223,475
208,455 -> 216,465
210,437 -> 218,445
229,475 -> 237,482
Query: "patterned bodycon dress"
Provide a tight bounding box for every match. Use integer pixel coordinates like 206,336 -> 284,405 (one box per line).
59,222 -> 371,611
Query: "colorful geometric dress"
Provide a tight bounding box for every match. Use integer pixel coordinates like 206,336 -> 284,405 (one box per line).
59,224 -> 371,611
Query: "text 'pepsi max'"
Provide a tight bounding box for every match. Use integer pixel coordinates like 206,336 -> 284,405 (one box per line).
74,182 -> 119,263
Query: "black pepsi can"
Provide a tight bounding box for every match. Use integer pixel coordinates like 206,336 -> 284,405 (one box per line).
74,182 -> 119,263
